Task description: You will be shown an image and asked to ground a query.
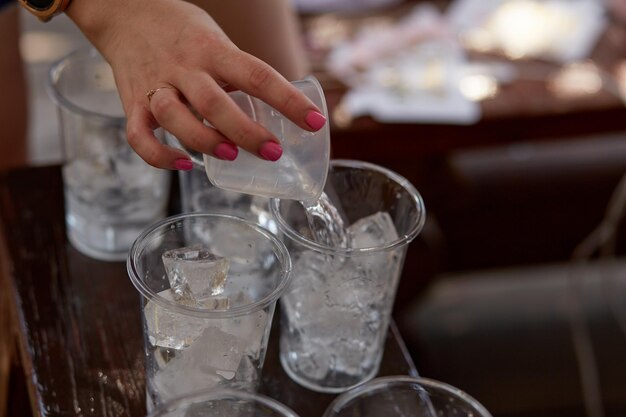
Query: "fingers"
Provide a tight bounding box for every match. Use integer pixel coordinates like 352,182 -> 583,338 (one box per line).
133,50 -> 327,167
215,51 -> 327,133
148,87 -> 240,162
176,72 -> 282,161
126,104 -> 194,170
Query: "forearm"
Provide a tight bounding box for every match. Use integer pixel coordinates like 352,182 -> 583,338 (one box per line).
64,0 -> 122,50
65,0 -> 162,60
66,0 -> 309,81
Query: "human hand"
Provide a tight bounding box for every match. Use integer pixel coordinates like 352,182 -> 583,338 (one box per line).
67,0 -> 327,170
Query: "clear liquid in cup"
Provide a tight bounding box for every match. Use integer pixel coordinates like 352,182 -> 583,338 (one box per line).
281,191 -> 402,391
301,192 -> 352,248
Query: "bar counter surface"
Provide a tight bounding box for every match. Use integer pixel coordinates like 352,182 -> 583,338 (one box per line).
0,165 -> 417,417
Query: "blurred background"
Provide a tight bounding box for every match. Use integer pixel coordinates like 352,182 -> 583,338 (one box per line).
8,0 -> 626,416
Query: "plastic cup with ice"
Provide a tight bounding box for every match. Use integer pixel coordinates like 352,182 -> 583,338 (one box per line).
271,160 -> 426,393
127,213 -> 291,409
49,47 -> 170,261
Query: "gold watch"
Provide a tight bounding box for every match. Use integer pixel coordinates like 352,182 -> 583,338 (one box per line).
18,0 -> 72,22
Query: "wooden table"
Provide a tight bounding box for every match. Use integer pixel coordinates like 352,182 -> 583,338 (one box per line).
0,165 -> 418,417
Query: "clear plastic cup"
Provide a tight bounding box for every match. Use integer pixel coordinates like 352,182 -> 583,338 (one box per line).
148,388 -> 301,417
323,376 -> 493,417
270,160 -> 426,393
165,77 -> 330,204
48,47 -> 170,261
127,213 -> 292,409
177,168 -> 277,234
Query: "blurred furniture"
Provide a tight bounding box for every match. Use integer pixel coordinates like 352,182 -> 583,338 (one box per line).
401,261 -> 626,417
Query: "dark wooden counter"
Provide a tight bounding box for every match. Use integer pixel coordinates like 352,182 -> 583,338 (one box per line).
0,165 -> 417,417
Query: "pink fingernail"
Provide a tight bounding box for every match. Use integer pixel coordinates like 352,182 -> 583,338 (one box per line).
305,110 -> 327,131
214,142 -> 239,161
174,158 -> 193,171
259,141 -> 283,161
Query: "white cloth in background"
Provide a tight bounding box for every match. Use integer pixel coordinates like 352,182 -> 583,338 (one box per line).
325,0 -> 607,125
327,4 -> 480,124
447,0 -> 607,63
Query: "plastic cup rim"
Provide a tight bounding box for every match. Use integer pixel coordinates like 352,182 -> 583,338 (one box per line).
269,159 -> 427,255
46,46 -> 126,125
322,375 -> 493,417
126,212 -> 292,319
147,387 -> 301,417
299,75 -> 330,204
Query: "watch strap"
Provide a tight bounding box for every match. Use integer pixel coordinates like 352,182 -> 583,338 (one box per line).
18,0 -> 72,22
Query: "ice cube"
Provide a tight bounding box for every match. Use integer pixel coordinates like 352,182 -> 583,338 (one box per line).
234,355 -> 259,389
144,289 -> 207,349
213,304 -> 269,356
162,245 -> 230,303
63,157 -> 119,202
185,325 -> 245,375
198,296 -> 230,310
281,251 -> 329,320
113,145 -> 161,190
324,264 -> 381,311
345,211 -> 402,295
348,211 -> 399,248
216,370 -> 236,380
152,323 -> 249,399
329,328 -> 379,377
293,310 -> 381,379
164,306 -> 268,378
293,337 -> 332,381
153,354 -> 222,400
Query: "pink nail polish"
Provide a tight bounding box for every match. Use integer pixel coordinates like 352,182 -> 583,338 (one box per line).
214,142 -> 239,161
305,110 -> 327,131
174,158 -> 193,171
259,141 -> 283,162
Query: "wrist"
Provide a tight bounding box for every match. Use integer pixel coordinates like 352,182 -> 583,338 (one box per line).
65,0 -> 145,54
65,0 -> 116,39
